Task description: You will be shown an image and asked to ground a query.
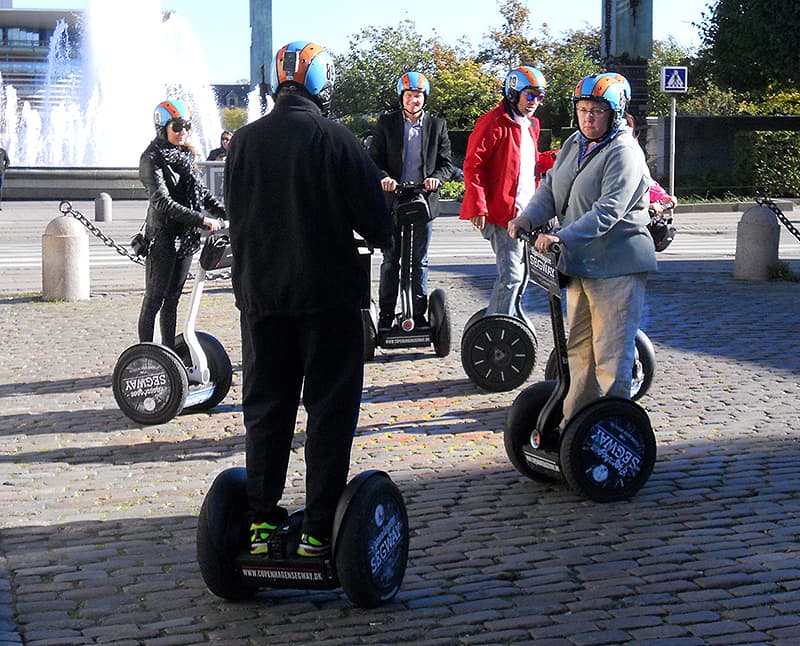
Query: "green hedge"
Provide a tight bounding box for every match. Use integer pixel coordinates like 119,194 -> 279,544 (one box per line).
734,131 -> 800,197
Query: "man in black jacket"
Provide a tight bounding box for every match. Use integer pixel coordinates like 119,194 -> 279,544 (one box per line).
369,71 -> 453,329
224,41 -> 393,558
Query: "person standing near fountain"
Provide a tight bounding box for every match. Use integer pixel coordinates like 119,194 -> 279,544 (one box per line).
137,99 -> 224,349
0,145 -> 9,210
207,130 -> 232,161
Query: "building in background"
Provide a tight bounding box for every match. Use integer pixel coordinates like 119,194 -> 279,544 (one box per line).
0,6 -> 81,111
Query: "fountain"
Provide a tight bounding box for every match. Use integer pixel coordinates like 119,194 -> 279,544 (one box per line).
3,0 -> 229,199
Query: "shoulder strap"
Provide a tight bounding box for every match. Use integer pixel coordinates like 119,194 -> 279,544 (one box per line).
560,142 -> 604,216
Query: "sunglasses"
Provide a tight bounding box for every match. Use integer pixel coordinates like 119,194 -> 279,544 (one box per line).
221,137 -> 231,142
524,91 -> 545,103
170,120 -> 192,133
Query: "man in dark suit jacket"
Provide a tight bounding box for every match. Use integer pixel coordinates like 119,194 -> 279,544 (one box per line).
369,71 -> 453,329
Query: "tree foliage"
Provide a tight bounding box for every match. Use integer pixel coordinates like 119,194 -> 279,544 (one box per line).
429,44 -> 500,129
331,20 -> 438,118
327,0 -> 798,135
697,0 -> 800,94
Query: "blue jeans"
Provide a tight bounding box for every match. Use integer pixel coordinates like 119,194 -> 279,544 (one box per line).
379,220 -> 432,318
562,273 -> 647,421
482,222 -> 526,316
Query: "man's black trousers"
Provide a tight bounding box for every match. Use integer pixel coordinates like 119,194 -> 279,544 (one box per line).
240,306 -> 364,539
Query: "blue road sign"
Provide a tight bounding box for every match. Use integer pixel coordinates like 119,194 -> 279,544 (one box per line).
661,66 -> 688,93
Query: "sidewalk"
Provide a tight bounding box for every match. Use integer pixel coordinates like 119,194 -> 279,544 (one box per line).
1,200 -> 800,644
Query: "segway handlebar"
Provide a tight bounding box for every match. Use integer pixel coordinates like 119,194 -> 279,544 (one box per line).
395,181 -> 439,194
517,228 -> 561,255
649,199 -> 675,216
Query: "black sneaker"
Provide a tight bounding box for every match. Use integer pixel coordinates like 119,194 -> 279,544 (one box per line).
413,314 -> 428,328
296,533 -> 331,557
378,313 -> 394,330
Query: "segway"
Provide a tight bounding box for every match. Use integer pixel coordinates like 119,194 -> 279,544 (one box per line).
362,182 -> 451,359
543,329 -> 655,401
196,467 -> 409,608
112,227 -> 233,425
460,291 -> 537,393
503,231 -> 656,502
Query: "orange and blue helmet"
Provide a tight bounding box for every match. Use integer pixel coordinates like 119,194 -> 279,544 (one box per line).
572,72 -> 630,135
504,66 -> 547,104
396,71 -> 430,98
153,99 -> 191,139
153,99 -> 191,127
271,41 -> 335,115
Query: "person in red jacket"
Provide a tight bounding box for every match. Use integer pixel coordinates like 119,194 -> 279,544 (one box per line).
459,66 -> 548,317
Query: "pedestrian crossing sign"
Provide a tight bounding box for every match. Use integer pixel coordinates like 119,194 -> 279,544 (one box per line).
661,66 -> 688,93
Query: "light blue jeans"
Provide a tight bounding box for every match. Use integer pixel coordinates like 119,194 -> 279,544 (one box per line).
562,273 -> 648,421
482,222 -> 526,316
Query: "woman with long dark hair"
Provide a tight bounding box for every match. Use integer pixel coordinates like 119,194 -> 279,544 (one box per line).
137,99 -> 224,348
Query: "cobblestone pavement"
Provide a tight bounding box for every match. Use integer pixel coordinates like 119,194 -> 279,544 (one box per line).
1,203 -> 800,644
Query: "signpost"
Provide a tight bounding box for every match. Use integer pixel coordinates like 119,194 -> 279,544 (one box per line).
661,66 -> 688,197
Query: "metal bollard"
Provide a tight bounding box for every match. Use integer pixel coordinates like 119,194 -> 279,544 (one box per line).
95,192 -> 112,221
733,204 -> 780,281
42,216 -> 90,301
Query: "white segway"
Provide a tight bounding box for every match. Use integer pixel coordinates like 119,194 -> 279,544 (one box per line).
112,228 -> 233,425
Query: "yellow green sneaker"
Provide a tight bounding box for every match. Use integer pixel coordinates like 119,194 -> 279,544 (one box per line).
296,533 -> 330,557
249,521 -> 277,555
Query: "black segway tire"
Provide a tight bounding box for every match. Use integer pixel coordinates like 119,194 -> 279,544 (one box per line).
362,309 -> 377,361
560,398 -> 656,502
112,342 -> 188,425
428,288 -> 451,357
504,381 -> 563,482
461,315 -> 537,392
543,329 -> 656,402
196,467 -> 257,600
631,330 -> 655,400
174,332 -> 233,411
332,471 -> 409,608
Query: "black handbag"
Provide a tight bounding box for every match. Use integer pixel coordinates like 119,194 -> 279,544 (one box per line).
131,227 -> 150,257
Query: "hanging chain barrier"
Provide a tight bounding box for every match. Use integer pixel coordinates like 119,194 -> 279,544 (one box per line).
755,195 -> 800,244
58,200 -> 231,281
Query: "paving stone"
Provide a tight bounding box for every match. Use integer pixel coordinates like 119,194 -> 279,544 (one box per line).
1,204 -> 800,643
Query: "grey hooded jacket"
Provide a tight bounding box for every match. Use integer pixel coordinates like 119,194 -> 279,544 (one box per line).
520,125 -> 657,278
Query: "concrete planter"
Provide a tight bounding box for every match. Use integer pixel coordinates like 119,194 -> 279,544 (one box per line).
439,199 -> 461,216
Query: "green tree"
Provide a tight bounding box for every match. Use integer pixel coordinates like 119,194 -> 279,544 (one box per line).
429,43 -> 500,129
331,20 -> 438,118
535,28 -> 600,130
697,0 -> 800,94
477,0 -> 546,73
220,107 -> 247,132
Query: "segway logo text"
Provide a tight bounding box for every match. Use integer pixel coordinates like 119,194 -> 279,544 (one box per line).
122,373 -> 168,398
591,426 -> 640,477
528,252 -> 556,280
241,567 -> 324,582
370,516 -> 403,572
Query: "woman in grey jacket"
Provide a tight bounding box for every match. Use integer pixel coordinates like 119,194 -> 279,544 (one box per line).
508,72 -> 656,423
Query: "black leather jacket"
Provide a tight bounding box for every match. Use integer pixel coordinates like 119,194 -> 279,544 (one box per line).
139,139 -> 225,238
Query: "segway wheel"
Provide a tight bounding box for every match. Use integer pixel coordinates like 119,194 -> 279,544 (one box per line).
174,332 -> 233,411
112,342 -> 188,425
461,315 -> 537,392
630,330 -> 655,401
332,471 -> 409,608
196,467 -> 258,600
543,329 -> 656,402
362,308 -> 377,361
504,381 -> 563,482
560,398 -> 656,502
428,288 -> 451,357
